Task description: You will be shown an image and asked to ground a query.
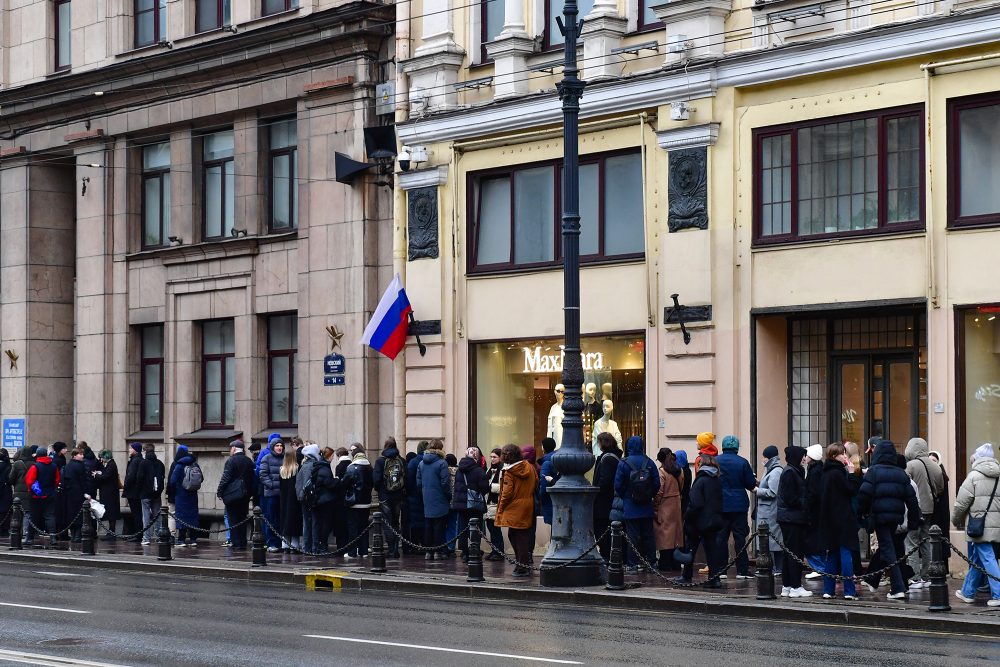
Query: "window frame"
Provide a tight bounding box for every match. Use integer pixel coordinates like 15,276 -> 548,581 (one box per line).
202,131 -> 235,241
140,324 -> 165,431
543,0 -> 594,51
637,0 -> 664,32
201,319 -> 235,429
195,0 -> 229,33
947,92 -> 1000,229
268,119 -> 297,233
134,0 -> 165,47
467,149 -> 645,274
479,0 -> 504,63
55,0 -> 71,72
266,314 -> 297,428
752,104 -> 926,246
262,0 -> 294,16
141,145 -> 171,249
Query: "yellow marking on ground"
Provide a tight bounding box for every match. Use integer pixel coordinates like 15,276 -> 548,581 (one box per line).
304,570 -> 350,591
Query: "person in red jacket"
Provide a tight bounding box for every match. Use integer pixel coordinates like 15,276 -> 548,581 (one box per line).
24,447 -> 61,539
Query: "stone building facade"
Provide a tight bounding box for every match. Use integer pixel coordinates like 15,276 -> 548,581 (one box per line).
0,0 -> 396,513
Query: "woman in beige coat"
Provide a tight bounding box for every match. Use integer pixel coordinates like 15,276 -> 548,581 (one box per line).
653,447 -> 684,570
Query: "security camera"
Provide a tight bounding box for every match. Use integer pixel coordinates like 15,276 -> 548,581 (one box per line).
398,146 -> 412,172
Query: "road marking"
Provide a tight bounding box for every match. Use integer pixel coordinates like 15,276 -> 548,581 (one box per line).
0,602 -> 90,614
0,649 -> 131,667
304,635 -> 584,664
34,571 -> 94,578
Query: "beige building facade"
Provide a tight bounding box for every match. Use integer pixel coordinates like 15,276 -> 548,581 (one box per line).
0,0 -> 397,513
391,0 -> 1000,524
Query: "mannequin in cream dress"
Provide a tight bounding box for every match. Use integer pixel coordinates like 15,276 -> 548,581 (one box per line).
591,399 -> 623,456
547,384 -> 564,448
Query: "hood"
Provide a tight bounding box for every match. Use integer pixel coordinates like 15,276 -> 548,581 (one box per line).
784,446 -> 806,468
904,437 -> 929,461
765,455 -> 782,472
520,446 -> 537,464
268,441 -> 283,457
351,453 -> 370,465
626,436 -> 644,457
35,455 -> 53,465
675,450 -> 689,468
458,456 -> 481,473
872,441 -> 898,466
971,456 -> 1000,479
84,449 -> 97,461
176,454 -> 194,466
381,447 -> 400,459
175,445 -> 189,458
16,448 -> 34,463
301,444 -> 320,460
504,459 -> 533,479
721,435 -> 740,452
422,450 -> 445,464
698,465 -> 719,477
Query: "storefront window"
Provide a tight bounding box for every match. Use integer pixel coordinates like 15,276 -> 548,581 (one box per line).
473,334 -> 646,453
959,306 -> 1000,474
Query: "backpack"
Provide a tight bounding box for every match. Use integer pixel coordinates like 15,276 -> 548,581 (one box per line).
626,459 -> 655,505
384,457 -> 405,493
343,465 -> 365,506
296,460 -> 320,509
181,464 -> 203,491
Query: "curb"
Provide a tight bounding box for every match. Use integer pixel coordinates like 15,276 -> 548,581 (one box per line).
3,550 -> 997,634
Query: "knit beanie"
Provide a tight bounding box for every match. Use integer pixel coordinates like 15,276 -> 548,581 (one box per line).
762,445 -> 779,459
806,444 -> 824,462
721,435 -> 740,452
130,443 -> 142,454
699,443 -> 719,457
973,443 -> 995,462
696,432 -> 715,448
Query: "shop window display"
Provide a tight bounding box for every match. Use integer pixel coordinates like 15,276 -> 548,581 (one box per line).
958,306 -> 1000,475
473,334 -> 645,453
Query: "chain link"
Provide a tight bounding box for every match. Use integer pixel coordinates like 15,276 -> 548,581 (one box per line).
475,526 -> 609,572
620,530 -> 755,588
772,533 -> 925,584
382,520 -> 470,554
169,511 -> 252,536
95,514 -> 163,541
260,513 -> 375,558
24,506 -> 86,539
945,539 -> 1000,585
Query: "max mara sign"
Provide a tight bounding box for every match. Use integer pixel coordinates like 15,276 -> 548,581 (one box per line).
523,346 -> 605,374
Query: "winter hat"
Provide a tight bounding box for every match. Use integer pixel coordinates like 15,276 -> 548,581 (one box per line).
541,437 -> 557,454
302,444 -> 320,459
520,445 -> 537,464
230,439 -> 246,451
52,442 -> 67,453
675,450 -> 689,468
247,441 -> 261,453
130,443 -> 142,454
696,432 -> 715,448
268,433 -> 282,444
784,446 -> 806,467
806,444 -> 824,462
466,446 -> 480,459
99,449 -> 112,460
973,443 -> 996,462
34,447 -> 48,458
698,442 -> 718,457
29,445 -> 39,455
721,435 -> 740,452
762,445 -> 779,459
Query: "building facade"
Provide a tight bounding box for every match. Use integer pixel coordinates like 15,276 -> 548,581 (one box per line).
392,0 -> 1000,531
0,0 -> 397,512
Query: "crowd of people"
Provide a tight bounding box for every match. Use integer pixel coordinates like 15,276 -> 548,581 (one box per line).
1,431 -> 998,608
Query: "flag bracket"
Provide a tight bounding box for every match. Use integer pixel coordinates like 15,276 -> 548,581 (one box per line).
408,312 -> 427,357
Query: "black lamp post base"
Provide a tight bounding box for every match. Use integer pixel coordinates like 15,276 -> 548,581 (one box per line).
540,559 -> 604,587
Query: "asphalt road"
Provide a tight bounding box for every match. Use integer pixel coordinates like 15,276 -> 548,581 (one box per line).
0,562 -> 997,667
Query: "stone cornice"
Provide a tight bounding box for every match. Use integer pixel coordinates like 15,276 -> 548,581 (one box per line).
398,165 -> 449,190
650,0 -> 733,24
656,122 -> 720,150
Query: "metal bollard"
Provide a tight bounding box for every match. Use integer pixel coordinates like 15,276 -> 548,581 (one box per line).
927,525 -> 951,612
157,507 -> 172,561
80,500 -> 95,556
605,521 -> 626,591
251,506 -> 267,567
755,521 -> 776,600
467,518 -> 485,583
9,499 -> 23,550
370,512 -> 387,573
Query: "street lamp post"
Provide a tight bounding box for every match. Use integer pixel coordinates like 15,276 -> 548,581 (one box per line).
539,0 -> 602,587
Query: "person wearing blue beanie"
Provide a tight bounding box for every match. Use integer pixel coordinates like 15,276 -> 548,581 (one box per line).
717,434 -> 757,579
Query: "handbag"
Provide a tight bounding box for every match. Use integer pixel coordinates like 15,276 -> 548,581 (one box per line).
221,477 -> 247,505
464,472 -> 487,513
89,499 -> 106,520
966,477 -> 998,539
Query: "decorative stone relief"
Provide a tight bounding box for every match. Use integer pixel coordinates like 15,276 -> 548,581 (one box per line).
407,186 -> 439,260
668,147 -> 708,232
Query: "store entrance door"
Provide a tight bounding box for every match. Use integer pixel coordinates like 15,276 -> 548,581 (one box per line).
834,354 -> 917,451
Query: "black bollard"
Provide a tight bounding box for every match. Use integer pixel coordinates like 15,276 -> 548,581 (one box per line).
9,499 -> 23,550
157,507 -> 172,561
467,518 -> 485,583
755,521 -> 776,600
927,525 -> 951,612
605,521 -> 626,591
80,500 -> 95,556
370,512 -> 387,573
251,506 -> 267,567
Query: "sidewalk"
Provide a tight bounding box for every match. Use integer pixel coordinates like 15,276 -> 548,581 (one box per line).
2,536 -> 997,633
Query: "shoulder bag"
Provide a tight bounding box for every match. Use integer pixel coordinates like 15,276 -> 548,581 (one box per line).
464,471 -> 487,513
966,477 -> 999,539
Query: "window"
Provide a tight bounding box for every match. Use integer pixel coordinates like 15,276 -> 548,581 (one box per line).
202,320 -> 235,428
140,325 -> 164,430
754,107 -> 923,244
135,0 -> 166,47
480,0 -> 505,62
470,151 -> 644,271
203,130 -> 235,240
957,306 -> 1000,477
55,0 -> 71,71
638,0 -> 664,31
141,143 -> 171,248
267,314 -> 298,427
269,119 -> 297,232
262,0 -> 297,16
196,0 -> 231,32
545,0 -> 594,49
949,94 -> 1000,227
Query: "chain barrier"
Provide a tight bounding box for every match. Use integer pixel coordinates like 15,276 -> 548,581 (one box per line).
169,511 -> 253,537
95,515 -> 164,542
475,527 -> 610,572
24,506 -> 87,540
772,533 -> 926,584
620,531 -> 755,588
382,520 -> 470,554
260,513 -> 375,558
0,508 -> 11,527
945,539 -> 1000,585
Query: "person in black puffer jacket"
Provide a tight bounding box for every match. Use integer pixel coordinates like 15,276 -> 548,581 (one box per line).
592,432 -> 622,561
451,447 -> 489,562
858,440 -> 921,598
372,438 -> 405,558
777,446 -> 809,597
677,453 -> 725,587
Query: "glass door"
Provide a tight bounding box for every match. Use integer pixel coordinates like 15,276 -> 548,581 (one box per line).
834,355 -> 916,451
836,358 -> 869,445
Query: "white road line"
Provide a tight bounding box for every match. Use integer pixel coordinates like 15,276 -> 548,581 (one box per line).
0,602 -> 90,614
0,649 -> 133,667
304,635 -> 584,664
34,571 -> 94,578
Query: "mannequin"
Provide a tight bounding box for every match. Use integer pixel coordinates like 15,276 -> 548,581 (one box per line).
591,399 -> 623,456
547,384 -> 565,448
601,382 -> 613,402
584,382 -> 602,423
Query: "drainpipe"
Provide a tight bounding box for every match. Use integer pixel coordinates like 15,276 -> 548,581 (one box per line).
393,0 -> 411,449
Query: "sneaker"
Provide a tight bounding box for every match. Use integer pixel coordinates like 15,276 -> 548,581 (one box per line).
955,590 -> 975,604
672,576 -> 693,585
718,574 -> 728,579
987,599 -> 1000,607
267,546 -> 280,553
844,595 -> 858,601
822,593 -> 834,599
221,540 -> 232,547
511,567 -> 531,578
176,542 -> 187,548
781,586 -> 791,597
908,579 -> 927,591
805,572 -> 822,580
736,574 -> 753,580
887,591 -> 907,600
864,582 -> 878,594
789,588 -> 813,598
140,540 -> 151,546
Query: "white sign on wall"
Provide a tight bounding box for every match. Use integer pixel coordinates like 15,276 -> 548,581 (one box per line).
522,346 -> 605,374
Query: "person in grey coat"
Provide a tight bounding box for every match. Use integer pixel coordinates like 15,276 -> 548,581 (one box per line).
952,443 -> 1000,606
258,440 -> 285,552
754,445 -> 784,574
904,437 -> 944,588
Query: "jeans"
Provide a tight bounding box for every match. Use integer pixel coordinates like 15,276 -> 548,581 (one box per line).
822,546 -> 856,597
486,518 -> 505,554
779,523 -> 806,589
874,524 -> 906,594
302,511 -> 316,554
720,511 -> 751,575
261,496 -> 281,548
425,516 -> 447,555
223,510 -> 231,542
444,510 -> 459,554
960,541 -> 1000,600
625,517 -> 656,568
380,499 -> 403,556
347,507 -> 370,557
140,497 -> 162,542
905,518 -> 931,581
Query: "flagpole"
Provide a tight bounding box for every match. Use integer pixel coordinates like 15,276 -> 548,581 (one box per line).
407,312 -> 427,357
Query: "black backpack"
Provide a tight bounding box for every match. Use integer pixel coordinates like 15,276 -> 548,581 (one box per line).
297,460 -> 320,509
625,459 -> 655,505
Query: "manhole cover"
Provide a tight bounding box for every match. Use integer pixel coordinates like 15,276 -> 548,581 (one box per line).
38,638 -> 98,647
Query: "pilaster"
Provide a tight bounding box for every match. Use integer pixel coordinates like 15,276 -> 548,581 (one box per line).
581,1 -> 628,82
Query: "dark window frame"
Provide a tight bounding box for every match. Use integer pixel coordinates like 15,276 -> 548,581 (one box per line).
202,153 -> 234,241
467,148 -> 645,274
140,324 -> 164,431
637,0 -> 664,32
134,0 -> 165,47
542,0 -> 593,51
947,92 -> 1000,229
262,0 -> 294,16
752,104 -> 926,246
55,0 -> 71,71
201,319 -> 235,430
479,0 -> 503,63
266,314 -> 297,428
955,303 -> 1000,479
195,0 -> 228,32
268,119 -> 297,233
141,152 -> 170,249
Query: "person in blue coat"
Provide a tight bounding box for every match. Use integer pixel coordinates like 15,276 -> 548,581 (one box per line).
614,436 -> 661,572
169,449 -> 200,547
717,435 -> 757,578
538,438 -> 558,526
416,440 -> 451,560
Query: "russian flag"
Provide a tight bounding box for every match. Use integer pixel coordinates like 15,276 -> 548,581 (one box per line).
361,274 -> 413,360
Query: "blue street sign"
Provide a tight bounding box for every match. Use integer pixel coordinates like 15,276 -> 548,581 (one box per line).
2,418 -> 25,450
324,354 -> 345,375
324,375 -> 345,386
